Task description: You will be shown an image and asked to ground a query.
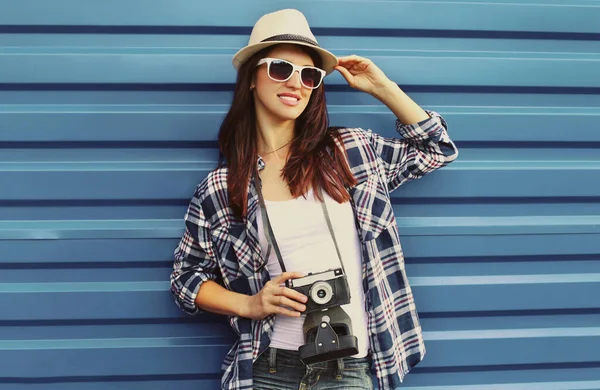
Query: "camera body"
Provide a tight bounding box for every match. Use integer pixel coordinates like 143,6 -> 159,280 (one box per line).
288,268 -> 351,313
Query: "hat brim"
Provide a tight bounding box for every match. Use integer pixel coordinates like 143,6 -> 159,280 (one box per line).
232,41 -> 338,76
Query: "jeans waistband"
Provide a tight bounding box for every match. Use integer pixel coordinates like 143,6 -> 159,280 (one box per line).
261,347 -> 372,371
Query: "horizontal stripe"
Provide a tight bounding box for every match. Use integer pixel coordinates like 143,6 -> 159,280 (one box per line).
1,196 -> 600,207
399,380 -> 600,390
0,336 -> 223,350
0,281 -> 168,293
2,104 -> 600,143
0,374 -> 221,384
0,334 -> 596,376
424,327 -> 600,340
1,0 -> 599,34
0,317 -> 208,326
4,273 -> 596,293
1,52 -> 599,87
3,83 -> 600,95
1,215 -> 599,240
412,274 -> 600,286
2,26 -> 600,42
0,166 -> 599,199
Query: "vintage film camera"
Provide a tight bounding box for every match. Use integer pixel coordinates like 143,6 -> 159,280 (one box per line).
288,268 -> 359,364
288,268 -> 350,313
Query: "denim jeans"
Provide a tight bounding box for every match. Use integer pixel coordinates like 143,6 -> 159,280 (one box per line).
253,347 -> 374,390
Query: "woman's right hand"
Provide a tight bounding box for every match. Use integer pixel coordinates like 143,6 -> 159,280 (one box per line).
242,272 -> 308,320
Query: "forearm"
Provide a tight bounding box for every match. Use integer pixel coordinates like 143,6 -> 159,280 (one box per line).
372,80 -> 430,125
195,280 -> 251,317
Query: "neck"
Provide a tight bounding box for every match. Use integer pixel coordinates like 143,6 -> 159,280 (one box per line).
256,110 -> 295,158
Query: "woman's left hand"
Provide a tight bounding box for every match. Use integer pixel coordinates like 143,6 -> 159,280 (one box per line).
334,55 -> 394,96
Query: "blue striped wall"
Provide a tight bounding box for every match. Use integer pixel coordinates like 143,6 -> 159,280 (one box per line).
1,1 -> 599,389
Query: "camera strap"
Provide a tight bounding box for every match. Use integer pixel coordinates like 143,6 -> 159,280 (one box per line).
254,177 -> 346,278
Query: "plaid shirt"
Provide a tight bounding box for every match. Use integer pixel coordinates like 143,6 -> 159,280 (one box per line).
171,111 -> 458,390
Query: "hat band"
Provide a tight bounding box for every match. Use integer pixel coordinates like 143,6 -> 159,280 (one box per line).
261,34 -> 319,47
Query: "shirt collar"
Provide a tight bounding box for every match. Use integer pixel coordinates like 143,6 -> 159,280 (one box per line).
256,155 -> 266,171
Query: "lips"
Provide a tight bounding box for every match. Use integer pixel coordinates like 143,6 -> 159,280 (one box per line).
278,93 -> 300,106
278,93 -> 300,100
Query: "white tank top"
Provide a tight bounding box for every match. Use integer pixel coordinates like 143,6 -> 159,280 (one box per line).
256,188 -> 370,358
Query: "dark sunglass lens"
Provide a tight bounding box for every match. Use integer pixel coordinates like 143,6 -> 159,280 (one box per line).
269,60 -> 293,81
301,68 -> 322,88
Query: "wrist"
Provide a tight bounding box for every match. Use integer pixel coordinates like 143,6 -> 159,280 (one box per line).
236,294 -> 250,318
372,79 -> 402,103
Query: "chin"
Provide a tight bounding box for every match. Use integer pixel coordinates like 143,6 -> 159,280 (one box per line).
280,113 -> 302,121
273,107 -> 305,121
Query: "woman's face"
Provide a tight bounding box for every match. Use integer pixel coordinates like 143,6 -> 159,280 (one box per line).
252,44 -> 317,124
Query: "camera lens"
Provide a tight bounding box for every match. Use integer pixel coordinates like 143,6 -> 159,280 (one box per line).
310,282 -> 333,305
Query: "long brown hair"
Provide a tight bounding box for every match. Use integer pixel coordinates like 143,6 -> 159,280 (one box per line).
218,44 -> 357,219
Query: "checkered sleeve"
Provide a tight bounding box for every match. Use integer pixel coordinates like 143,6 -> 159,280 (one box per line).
366,110 -> 459,192
170,186 -> 220,315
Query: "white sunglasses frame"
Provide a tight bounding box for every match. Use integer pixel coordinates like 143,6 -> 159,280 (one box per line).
256,58 -> 326,89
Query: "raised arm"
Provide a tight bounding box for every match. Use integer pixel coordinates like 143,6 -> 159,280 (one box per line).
335,55 -> 458,191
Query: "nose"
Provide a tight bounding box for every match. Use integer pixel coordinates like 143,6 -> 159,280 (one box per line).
286,70 -> 302,89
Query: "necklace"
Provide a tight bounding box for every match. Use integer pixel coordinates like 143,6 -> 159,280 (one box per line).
259,138 -> 294,155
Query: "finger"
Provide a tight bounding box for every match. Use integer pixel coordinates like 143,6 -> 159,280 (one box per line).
280,286 -> 308,303
335,65 -> 354,85
337,55 -> 369,68
271,271 -> 305,285
337,54 -> 363,63
273,295 -> 307,313
275,306 -> 303,317
336,59 -> 359,69
338,56 -> 372,71
270,285 -> 308,304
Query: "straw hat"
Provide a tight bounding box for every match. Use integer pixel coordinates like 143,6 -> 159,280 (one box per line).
232,9 -> 338,75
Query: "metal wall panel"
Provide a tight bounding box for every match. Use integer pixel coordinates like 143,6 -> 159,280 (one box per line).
1,1 -> 599,389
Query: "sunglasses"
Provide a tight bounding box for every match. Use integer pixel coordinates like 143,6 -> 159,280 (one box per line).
256,58 -> 326,89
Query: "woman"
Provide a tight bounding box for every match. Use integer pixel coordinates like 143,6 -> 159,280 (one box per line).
170,8 -> 458,390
